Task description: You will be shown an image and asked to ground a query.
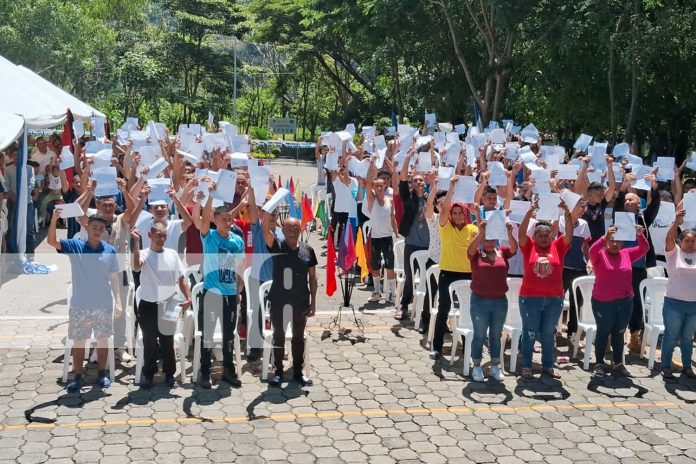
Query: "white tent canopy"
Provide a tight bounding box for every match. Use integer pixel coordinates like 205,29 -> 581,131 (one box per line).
0,107 -> 24,151
0,54 -> 104,145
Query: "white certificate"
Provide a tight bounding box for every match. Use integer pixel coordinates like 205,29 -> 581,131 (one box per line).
614,212 -> 636,241
484,209 -> 507,241
263,187 -> 290,213
509,200 -> 531,223
452,176 -> 477,204
143,157 -> 168,180
556,164 -> 579,180
56,202 -> 85,219
437,167 -> 453,192
684,192 -> 696,222
211,170 -> 238,203
537,193 -> 561,221
488,162 -> 507,187
93,167 -> 118,197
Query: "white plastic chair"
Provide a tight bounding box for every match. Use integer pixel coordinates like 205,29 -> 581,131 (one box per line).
259,281 -> 311,381
393,239 -> 405,305
640,277 -> 668,369
243,266 -> 259,355
426,265 -> 441,347
571,276 -> 597,370
34,207 -> 39,233
501,278 -> 523,373
62,286 -> 115,383
133,287 -> 187,384
410,250 -> 430,327
647,266 -> 666,278
190,282 -> 243,382
448,280 -> 474,376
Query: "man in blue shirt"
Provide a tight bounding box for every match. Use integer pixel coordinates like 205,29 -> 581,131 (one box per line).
48,211 -> 122,392
196,185 -> 245,389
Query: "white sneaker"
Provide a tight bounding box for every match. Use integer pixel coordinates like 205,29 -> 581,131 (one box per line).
472,366 -> 485,382
368,293 -> 381,302
116,348 -> 132,363
490,365 -> 504,381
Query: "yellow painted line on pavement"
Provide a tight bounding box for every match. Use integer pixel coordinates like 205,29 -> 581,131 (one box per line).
2,400 -> 687,432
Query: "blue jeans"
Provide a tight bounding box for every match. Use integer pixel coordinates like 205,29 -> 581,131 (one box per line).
470,294 -> 507,364
661,296 -> 696,369
519,296 -> 564,369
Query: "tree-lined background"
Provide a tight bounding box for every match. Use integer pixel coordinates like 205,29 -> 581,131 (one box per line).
0,0 -> 694,160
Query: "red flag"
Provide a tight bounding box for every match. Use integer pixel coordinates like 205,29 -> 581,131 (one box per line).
277,175 -> 282,190
337,224 -> 356,272
300,194 -> 314,231
326,227 -> 337,296
289,177 -> 295,195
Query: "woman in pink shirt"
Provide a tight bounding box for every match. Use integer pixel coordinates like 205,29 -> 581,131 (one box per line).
588,225 -> 649,377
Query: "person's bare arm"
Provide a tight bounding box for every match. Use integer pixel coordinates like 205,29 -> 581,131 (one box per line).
665,208 -> 684,254
262,206 -> 276,249
47,209 -> 62,250
110,273 -> 122,318
247,184 -> 259,225
440,176 -> 457,227
171,188 -> 193,231
518,200 -> 537,248
561,202 -> 573,246
200,186 -> 214,236
604,155 -> 617,202
425,175 -> 437,219
130,229 -> 143,272
178,275 -> 192,310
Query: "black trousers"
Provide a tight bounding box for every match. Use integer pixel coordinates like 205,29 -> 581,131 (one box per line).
592,297 -> 632,365
432,270 -> 471,353
270,305 -> 307,375
138,300 -> 176,379
400,244 -> 429,311
630,267 -> 648,332
198,290 -> 237,377
563,267 -> 587,336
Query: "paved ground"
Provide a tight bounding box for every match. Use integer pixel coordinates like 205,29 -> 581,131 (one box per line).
1,160 -> 696,463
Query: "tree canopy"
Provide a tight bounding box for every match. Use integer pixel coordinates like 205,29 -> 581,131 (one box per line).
0,0 -> 694,159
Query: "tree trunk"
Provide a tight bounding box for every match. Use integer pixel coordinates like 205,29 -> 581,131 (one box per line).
392,58 -> 404,124
624,0 -> 641,143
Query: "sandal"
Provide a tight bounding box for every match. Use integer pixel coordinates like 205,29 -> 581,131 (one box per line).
543,368 -> 561,379
661,368 -> 677,380
682,369 -> 696,379
521,368 -> 534,380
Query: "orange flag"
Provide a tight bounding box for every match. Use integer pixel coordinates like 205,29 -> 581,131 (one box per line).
326,227 -> 337,296
355,227 -> 369,282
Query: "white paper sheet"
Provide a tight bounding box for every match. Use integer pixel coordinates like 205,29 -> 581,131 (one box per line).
488,161 -> 507,187
656,157 -> 675,181
229,153 -> 249,168
416,152 -> 432,173
135,210 -> 154,234
574,133 -> 593,152
336,131 -> 353,142
454,124 -> 467,135
614,212 -> 636,241
56,202 -> 85,219
452,176 -> 477,204
211,170 -> 238,203
147,178 -> 171,204
509,200 -> 531,223
324,152 -> 339,171
93,149 -> 113,169
631,165 -> 653,191
532,169 -> 551,194
229,135 -> 250,154
91,116 -> 106,139
263,187 -> 290,213
72,120 -> 85,140
143,157 -> 168,180
684,192 -> 696,222
93,167 -> 118,197
613,142 -> 630,158
437,167 -> 453,192
545,153 -> 561,171
444,143 -> 460,166
556,164 -> 579,180
654,201 -> 676,227
560,189 -> 582,213
537,193 -> 561,221
484,209 -> 507,241
348,157 -> 370,178
59,146 -> 74,170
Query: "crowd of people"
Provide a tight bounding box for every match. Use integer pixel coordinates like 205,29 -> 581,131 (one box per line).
0,117 -> 695,392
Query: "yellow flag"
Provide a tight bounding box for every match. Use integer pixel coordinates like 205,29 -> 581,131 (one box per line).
355,227 -> 369,282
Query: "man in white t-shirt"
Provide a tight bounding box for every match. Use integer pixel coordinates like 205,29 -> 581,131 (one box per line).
330,160 -> 356,242
30,136 -> 57,174
131,223 -> 192,389
365,159 -> 399,302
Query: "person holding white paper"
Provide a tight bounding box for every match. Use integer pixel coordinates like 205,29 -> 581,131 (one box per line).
660,208 -> 696,380
365,161 -> 399,303
466,219 -> 518,381
38,160 -> 66,223
517,199 -> 573,379
587,225 -> 648,377
613,170 -> 661,352
576,154 -> 617,244
314,136 -> 329,186
329,148 -> 357,244
430,176 -> 478,360
396,149 -> 430,321
130,223 -> 192,388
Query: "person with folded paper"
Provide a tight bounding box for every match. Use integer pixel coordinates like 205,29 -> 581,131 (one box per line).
429,176 -> 478,361
329,144 -> 358,246
660,207 -> 696,380
575,154 -> 617,245
587,222 -> 648,377
466,217 -> 518,382
613,168 -> 661,353
517,198 -> 573,380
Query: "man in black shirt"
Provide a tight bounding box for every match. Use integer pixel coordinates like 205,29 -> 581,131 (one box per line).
262,215 -> 318,387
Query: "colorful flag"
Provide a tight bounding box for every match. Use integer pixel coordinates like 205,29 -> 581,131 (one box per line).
300,194 -> 314,231
355,227 -> 369,281
289,177 -> 295,195
326,227 -> 337,296
315,199 -> 329,239
286,191 -> 300,220
61,110 -> 75,187
277,175 -> 282,190
337,225 -> 356,272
